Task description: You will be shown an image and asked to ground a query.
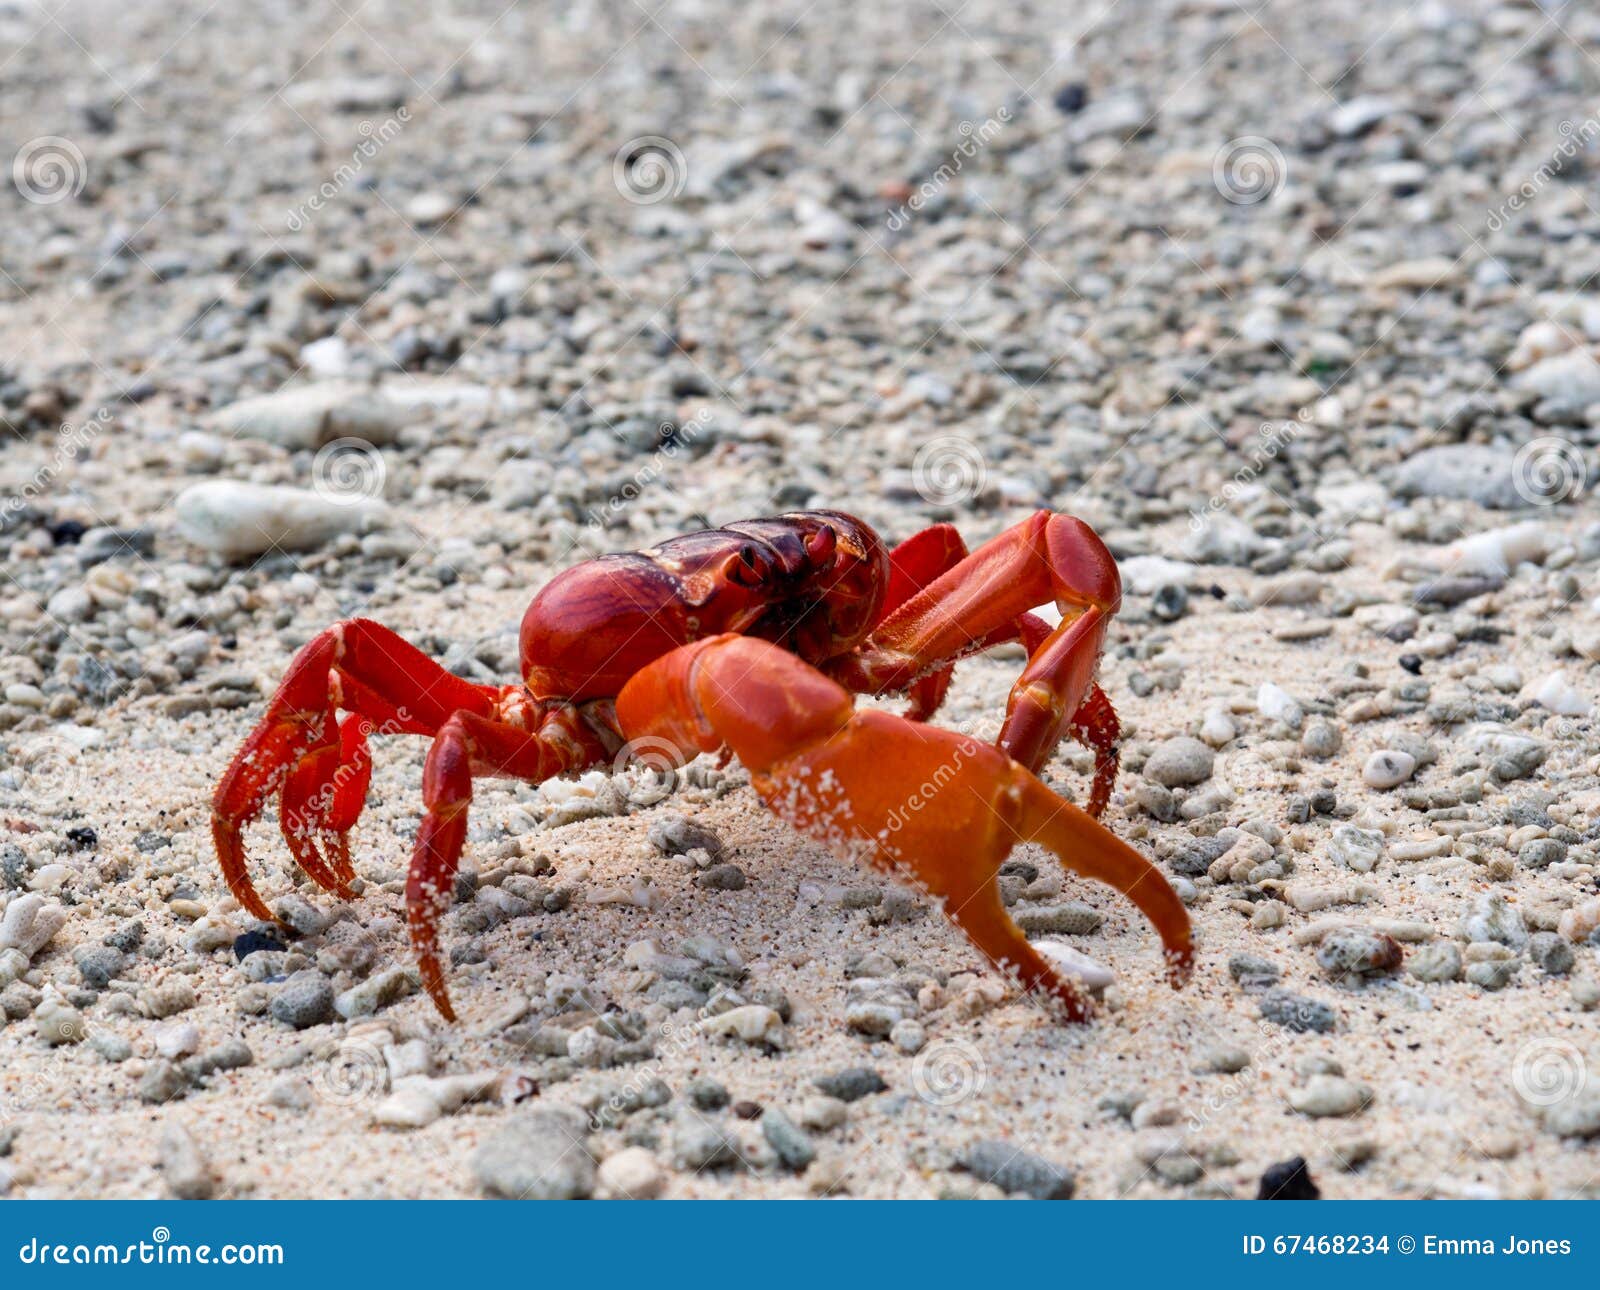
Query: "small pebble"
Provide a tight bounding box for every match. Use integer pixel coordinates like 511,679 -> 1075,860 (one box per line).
761,1109 -> 817,1170
472,1107 -> 595,1199
1362,750 -> 1416,789
139,1060 -> 190,1105
597,1147 -> 665,1200
270,972 -> 336,1029
958,1140 -> 1075,1199
813,1067 -> 886,1103
1408,942 -> 1463,983
1290,1075 -> 1373,1118
158,1124 -> 215,1200
1258,1157 -> 1320,1199
1259,989 -> 1337,1034
1143,736 -> 1215,788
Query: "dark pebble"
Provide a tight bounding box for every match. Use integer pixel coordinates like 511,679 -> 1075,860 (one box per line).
1152,583 -> 1189,622
1258,1156 -> 1320,1200
233,929 -> 287,962
65,827 -> 98,851
813,1067 -> 887,1103
1051,82 -> 1088,114
731,1100 -> 763,1120
686,1077 -> 729,1111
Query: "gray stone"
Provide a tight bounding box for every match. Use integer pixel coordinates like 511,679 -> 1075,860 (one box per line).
761,1109 -> 817,1170
959,1139 -> 1075,1199
1143,737 -> 1215,788
669,1114 -> 741,1171
138,1059 -> 190,1104
74,945 -> 126,989
270,972 -> 336,1029
1466,960 -> 1517,991
159,1124 -> 215,1200
1408,942 -> 1462,983
1227,953 -> 1281,988
813,1067 -> 887,1103
1391,444 -> 1521,509
647,815 -> 725,860
1259,989 -> 1337,1033
1015,902 -> 1103,936
1530,932 -> 1575,976
472,1108 -> 595,1199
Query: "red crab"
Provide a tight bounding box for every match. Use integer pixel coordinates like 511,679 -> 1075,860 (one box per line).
212,510 -> 1192,1021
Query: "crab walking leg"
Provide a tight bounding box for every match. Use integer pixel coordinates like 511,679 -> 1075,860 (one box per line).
212,619 -> 512,921
617,635 -> 1191,1020
828,512 -> 1125,808
409,704 -> 616,1020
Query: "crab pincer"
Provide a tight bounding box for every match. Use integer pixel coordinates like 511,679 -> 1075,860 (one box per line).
616,634 -> 1193,1019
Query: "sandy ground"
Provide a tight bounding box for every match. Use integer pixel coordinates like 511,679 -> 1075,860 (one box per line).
0,0 -> 1598,1199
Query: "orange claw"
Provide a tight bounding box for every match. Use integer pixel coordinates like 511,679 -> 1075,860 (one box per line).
616,634 -> 1192,1020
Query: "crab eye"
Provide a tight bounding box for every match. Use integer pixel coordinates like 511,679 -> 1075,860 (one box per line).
724,545 -> 764,587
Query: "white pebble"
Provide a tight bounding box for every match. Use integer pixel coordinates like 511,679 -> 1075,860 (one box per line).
597,1147 -> 665,1200
1199,709 -> 1237,748
1530,671 -> 1590,718
175,482 -> 394,560
700,1005 -> 786,1048
1257,682 -> 1303,728
1034,941 -> 1116,992
1363,750 -> 1416,790
154,1022 -> 201,1058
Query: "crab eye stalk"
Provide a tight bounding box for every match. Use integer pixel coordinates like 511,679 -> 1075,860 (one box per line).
804,525 -> 838,567
724,545 -> 765,588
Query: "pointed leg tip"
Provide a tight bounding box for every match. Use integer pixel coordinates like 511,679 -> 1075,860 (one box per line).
1166,945 -> 1196,989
